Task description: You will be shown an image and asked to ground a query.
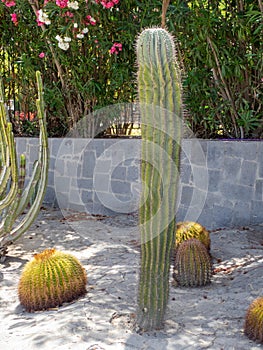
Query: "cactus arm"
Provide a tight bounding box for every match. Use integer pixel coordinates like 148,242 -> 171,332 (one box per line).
0,159 -> 40,235
0,71 -> 49,251
0,102 -> 11,196
16,160 -> 41,216
0,155 -> 26,234
0,123 -> 18,210
1,72 -> 49,245
7,141 -> 48,242
136,28 -> 182,331
0,166 -> 11,198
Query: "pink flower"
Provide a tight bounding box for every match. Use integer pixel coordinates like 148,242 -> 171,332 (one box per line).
56,0 -> 68,8
11,13 -> 18,26
109,42 -> 122,55
109,46 -> 117,54
36,10 -> 45,26
85,15 -> 96,26
102,1 -> 114,8
64,11 -> 74,18
97,0 -> 119,8
39,52 -> 45,58
114,43 -> 122,50
3,0 -> 16,7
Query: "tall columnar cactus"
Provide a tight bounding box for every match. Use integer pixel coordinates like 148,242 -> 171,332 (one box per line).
0,71 -> 49,259
176,221 -> 211,251
244,296 -> 263,343
136,28 -> 182,331
18,248 -> 87,312
173,238 -> 212,287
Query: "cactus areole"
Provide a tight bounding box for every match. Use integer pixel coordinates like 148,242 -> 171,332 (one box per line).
136,28 -> 182,331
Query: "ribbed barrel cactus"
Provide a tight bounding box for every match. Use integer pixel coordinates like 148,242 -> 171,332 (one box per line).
0,71 -> 49,259
18,248 -> 87,312
173,238 -> 212,287
176,221 -> 211,251
244,296 -> 263,343
136,27 -> 183,331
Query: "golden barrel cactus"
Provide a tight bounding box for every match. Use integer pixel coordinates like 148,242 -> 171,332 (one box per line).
173,238 -> 212,287
176,221 -> 211,251
18,248 -> 87,312
244,296 -> 263,343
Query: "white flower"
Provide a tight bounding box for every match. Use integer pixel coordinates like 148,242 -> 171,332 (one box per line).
38,9 -> 51,25
68,1 -> 79,10
55,35 -> 71,50
64,37 -> 72,42
55,35 -> 62,42
76,33 -> 84,39
58,41 -> 70,51
82,27 -> 89,34
73,23 -> 78,28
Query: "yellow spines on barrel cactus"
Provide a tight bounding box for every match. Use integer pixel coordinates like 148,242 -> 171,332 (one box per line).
173,238 -> 212,287
176,221 -> 211,251
18,248 -> 87,312
244,296 -> 263,343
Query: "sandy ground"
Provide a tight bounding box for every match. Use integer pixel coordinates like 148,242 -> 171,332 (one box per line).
0,208 -> 263,350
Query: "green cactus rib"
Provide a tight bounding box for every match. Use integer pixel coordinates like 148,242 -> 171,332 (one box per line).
0,71 -> 49,252
136,28 -> 182,331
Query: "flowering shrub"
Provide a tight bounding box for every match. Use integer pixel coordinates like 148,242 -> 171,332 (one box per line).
1,0 -> 164,136
1,1 -> 262,138
3,0 -> 120,53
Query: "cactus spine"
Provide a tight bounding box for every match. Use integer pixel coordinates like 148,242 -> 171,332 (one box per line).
173,238 -> 212,287
18,248 -> 87,312
176,221 -> 211,251
0,71 -> 49,258
244,296 -> 263,343
136,28 -> 182,331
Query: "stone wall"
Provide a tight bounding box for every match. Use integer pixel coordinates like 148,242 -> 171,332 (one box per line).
15,138 -> 263,229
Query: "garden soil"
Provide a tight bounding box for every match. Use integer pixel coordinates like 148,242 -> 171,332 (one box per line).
0,208 -> 263,350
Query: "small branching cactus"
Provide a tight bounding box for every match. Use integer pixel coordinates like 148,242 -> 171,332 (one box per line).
244,296 -> 263,343
0,71 -> 49,259
176,221 -> 211,251
173,238 -> 212,287
18,248 -> 87,312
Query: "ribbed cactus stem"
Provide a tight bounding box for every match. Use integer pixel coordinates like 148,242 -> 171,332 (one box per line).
136,28 -> 182,331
